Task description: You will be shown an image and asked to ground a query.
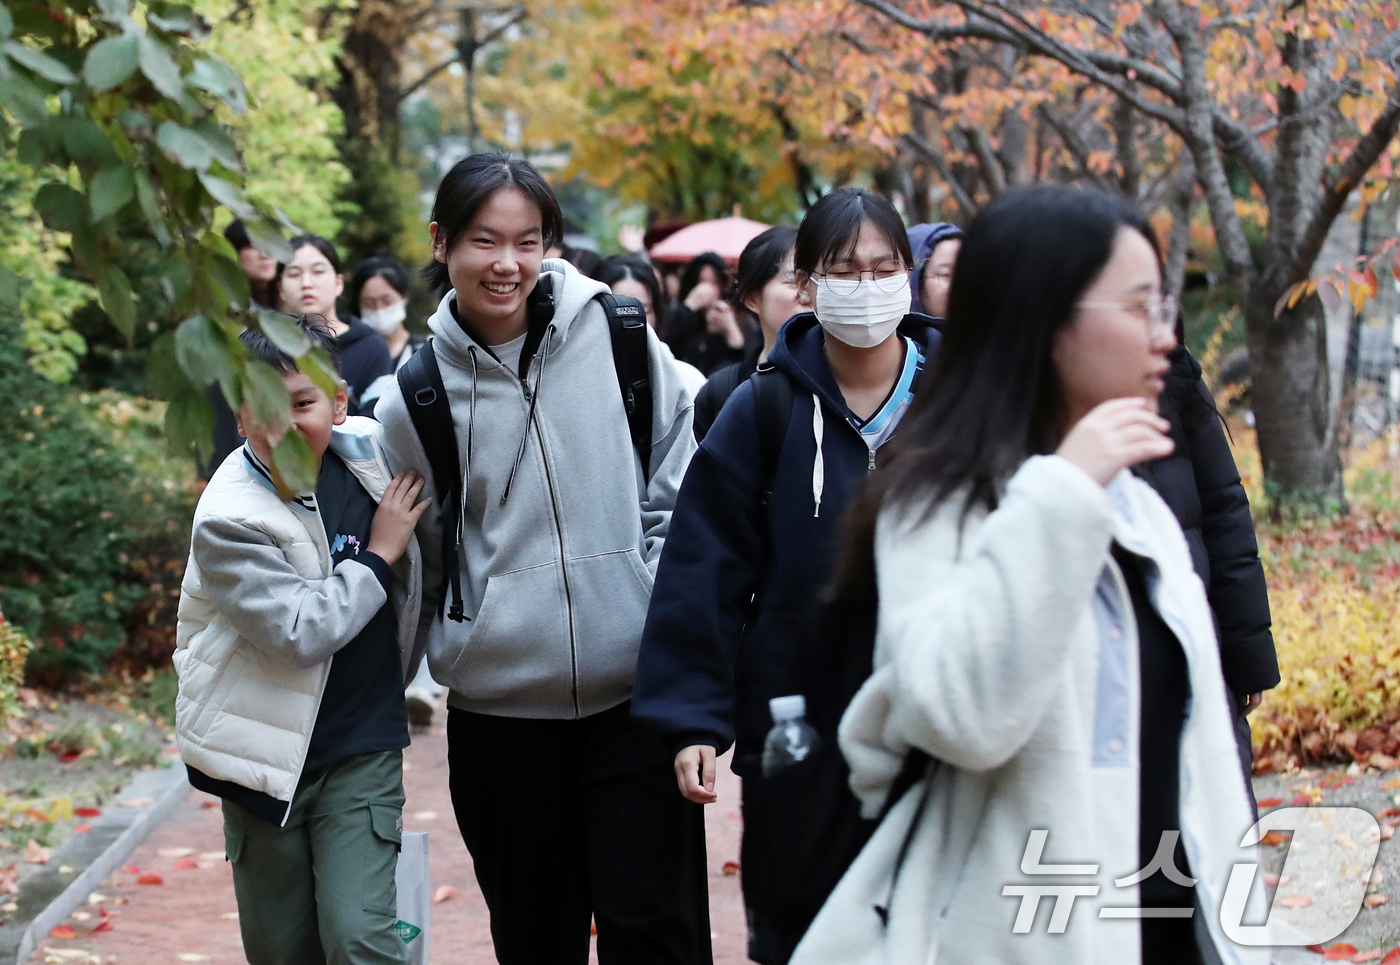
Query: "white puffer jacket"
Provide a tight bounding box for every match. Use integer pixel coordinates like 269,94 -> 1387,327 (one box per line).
791,455 -> 1268,965
174,418 -> 423,821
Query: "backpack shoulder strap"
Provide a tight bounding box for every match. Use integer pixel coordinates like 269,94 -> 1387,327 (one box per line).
395,339 -> 468,622
597,292 -> 655,483
751,363 -> 794,506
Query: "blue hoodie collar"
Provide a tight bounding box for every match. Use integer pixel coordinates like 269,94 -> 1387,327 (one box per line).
765,312 -> 941,423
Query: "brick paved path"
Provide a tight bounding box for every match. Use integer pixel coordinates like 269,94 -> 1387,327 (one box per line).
29,727 -> 749,965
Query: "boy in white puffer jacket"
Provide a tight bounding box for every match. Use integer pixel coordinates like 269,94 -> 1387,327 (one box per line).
174,318 -> 428,965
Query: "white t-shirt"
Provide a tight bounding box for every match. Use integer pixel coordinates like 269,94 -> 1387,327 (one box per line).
491,331 -> 529,377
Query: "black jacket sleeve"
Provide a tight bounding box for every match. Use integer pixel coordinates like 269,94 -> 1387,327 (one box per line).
631,381 -> 766,756
1177,354 -> 1280,695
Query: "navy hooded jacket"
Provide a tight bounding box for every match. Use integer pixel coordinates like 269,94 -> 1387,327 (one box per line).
907,222 -> 963,317
632,311 -> 941,776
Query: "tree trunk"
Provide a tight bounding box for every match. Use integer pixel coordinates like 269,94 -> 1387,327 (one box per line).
1245,285 -> 1345,509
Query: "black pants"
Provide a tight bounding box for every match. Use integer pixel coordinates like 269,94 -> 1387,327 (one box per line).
447,702 -> 713,965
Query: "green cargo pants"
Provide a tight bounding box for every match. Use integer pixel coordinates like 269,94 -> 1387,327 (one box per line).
222,750 -> 408,965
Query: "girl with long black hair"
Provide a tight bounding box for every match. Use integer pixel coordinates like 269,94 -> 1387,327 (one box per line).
789,185 -> 1266,965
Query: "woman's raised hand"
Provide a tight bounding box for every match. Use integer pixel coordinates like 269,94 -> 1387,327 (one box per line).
1056,397 -> 1174,486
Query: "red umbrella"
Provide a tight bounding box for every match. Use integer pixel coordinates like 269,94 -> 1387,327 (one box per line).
648,216 -> 772,265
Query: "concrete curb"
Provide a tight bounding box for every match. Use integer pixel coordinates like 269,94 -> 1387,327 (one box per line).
8,765 -> 190,965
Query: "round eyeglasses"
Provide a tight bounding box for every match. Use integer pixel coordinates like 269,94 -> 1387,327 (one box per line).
1075,293 -> 1178,334
814,262 -> 911,296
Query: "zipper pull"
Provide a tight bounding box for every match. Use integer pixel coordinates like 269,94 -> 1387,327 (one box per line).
868,449 -> 877,472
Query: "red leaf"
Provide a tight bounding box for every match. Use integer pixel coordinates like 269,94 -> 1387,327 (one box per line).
173,858 -> 197,869
199,800 -> 219,809
1326,944 -> 1359,960
49,925 -> 76,939
722,860 -> 741,876
25,808 -> 49,822
57,750 -> 81,764
1379,950 -> 1400,965
1261,830 -> 1292,846
92,918 -> 113,933
135,872 -> 163,885
1353,951 -> 1386,962
1290,795 -> 1312,805
1280,894 -> 1313,908
72,825 -> 90,834
1257,797 -> 1283,807
73,807 -> 102,818
120,865 -> 140,874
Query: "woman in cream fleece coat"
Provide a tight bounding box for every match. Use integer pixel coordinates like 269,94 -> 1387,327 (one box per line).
791,186 -> 1270,965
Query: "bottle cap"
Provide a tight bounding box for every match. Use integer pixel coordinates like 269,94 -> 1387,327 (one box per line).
769,695 -> 806,721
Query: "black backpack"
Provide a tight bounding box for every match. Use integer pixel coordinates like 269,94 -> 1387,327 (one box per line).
395,290 -> 653,623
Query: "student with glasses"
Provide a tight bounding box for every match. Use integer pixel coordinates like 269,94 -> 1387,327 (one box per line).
633,188 -> 941,964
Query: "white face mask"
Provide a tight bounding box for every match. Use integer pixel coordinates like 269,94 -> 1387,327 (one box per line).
813,278 -> 910,348
361,300 -> 407,335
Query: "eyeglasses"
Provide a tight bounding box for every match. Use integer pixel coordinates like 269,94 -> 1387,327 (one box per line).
814,261 -> 910,296
283,264 -> 334,283
1076,293 -> 1178,334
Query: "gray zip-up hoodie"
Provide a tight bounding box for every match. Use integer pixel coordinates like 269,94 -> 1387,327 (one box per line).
377,259 -> 697,719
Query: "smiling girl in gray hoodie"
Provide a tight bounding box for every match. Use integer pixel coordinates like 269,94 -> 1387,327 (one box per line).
375,154 -> 708,965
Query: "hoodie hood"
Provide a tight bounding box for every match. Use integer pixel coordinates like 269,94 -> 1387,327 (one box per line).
907,222 -> 963,316
335,316 -> 377,349
426,257 -> 611,370
766,311 -> 940,424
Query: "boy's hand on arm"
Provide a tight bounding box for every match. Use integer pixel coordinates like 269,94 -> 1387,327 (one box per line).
367,472 -> 430,567
674,744 -> 718,804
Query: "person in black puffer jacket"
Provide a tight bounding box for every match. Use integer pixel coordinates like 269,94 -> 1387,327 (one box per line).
1134,344 -> 1279,800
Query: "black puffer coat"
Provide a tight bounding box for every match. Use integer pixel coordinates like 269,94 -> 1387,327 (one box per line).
1135,346 -> 1280,698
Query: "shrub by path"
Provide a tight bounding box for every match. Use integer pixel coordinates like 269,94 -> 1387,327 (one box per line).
28,725 -> 749,964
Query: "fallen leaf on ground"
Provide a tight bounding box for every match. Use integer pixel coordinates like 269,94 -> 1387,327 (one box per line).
174,858 -> 197,869
1291,795 -> 1313,806
1324,944 -> 1358,960
198,852 -> 225,862
1373,870 -> 1386,886
175,956 -> 210,962
590,920 -> 597,935
86,893 -> 104,905
69,912 -> 89,922
72,825 -> 90,834
135,872 -> 163,885
722,860 -> 741,876
220,912 -> 238,920
412,811 -> 437,821
1321,775 -> 1355,789
1280,894 -> 1314,908
200,800 -> 219,809
1265,873 -> 1281,887
1365,894 -> 1389,907
48,925 -> 76,939
1257,797 -> 1283,807
91,918 -> 112,933
1260,831 -> 1291,847
1384,825 -> 1396,841
27,808 -> 51,822
158,847 -> 194,858
1383,779 -> 1400,791
1352,950 -> 1385,962
119,865 -> 139,874
58,865 -> 73,874
72,807 -> 101,818
116,797 -> 152,808
432,886 -> 456,904
24,840 -> 51,864
1380,950 -> 1400,965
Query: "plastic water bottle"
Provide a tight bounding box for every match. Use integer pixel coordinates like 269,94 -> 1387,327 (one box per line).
761,695 -> 822,777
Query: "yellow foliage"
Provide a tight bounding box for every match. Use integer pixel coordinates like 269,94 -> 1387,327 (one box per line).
0,611 -> 32,728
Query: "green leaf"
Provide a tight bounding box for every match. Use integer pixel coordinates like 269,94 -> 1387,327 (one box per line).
243,358 -> 291,439
243,217 -> 293,263
174,314 -> 233,387
148,8 -> 209,40
0,6 -> 13,38
193,118 -> 241,171
298,346 -> 341,402
3,40 -> 77,84
258,311 -> 311,357
137,34 -> 182,99
197,171 -> 257,219
156,120 -> 212,170
187,56 -> 246,114
58,117 -> 118,166
0,72 -> 48,124
97,262 -> 137,341
210,252 -> 250,308
0,264 -> 21,311
165,391 -> 215,459
145,331 -> 191,400
133,166 -> 172,247
16,127 -> 54,166
96,0 -> 131,22
89,165 -> 135,222
33,183 -> 85,232
271,428 -> 318,495
83,35 -> 139,91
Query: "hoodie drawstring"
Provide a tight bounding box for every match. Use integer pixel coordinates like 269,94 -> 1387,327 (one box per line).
502,326 -> 553,503
811,393 -> 824,517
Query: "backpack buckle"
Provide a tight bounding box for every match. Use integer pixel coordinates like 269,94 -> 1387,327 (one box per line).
414,387 -> 437,406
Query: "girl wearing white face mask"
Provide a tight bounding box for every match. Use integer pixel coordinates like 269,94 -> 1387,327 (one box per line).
350,255 -> 423,370
632,188 -> 940,965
